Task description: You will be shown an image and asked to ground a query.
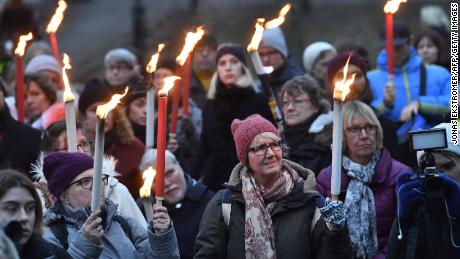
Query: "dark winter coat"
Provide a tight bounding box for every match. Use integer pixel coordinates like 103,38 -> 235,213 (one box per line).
20,233 -> 71,259
189,71 -> 209,110
316,148 -> 412,259
0,105 -> 41,174
194,160 -> 352,259
283,111 -> 333,175
267,56 -> 304,103
138,174 -> 215,259
192,73 -> 275,192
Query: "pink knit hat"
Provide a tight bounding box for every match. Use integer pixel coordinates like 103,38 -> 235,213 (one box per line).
231,114 -> 278,165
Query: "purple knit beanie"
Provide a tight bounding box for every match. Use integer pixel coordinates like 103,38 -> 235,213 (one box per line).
327,51 -> 368,85
43,152 -> 94,198
231,114 -> 279,165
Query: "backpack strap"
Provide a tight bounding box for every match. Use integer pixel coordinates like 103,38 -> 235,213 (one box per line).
113,215 -> 132,242
420,63 -> 426,96
48,219 -> 69,250
221,189 -> 232,227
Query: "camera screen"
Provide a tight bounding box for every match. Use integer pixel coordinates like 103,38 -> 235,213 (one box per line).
410,128 -> 447,151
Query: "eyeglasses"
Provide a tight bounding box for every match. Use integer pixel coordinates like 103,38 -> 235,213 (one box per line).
346,124 -> 377,136
281,98 -> 311,108
107,64 -> 132,72
248,141 -> 282,156
54,141 -> 92,153
69,175 -> 109,190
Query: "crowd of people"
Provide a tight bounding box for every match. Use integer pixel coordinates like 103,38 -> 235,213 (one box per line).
0,1 -> 458,258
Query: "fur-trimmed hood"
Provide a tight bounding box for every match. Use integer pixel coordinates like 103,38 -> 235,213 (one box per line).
226,159 -> 317,193
207,64 -> 257,99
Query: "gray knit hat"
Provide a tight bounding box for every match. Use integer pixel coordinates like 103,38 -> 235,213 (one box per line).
25,55 -> 61,76
302,41 -> 336,72
104,48 -> 137,69
261,27 -> 288,58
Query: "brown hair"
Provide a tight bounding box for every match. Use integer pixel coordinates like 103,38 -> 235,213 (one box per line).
0,169 -> 43,235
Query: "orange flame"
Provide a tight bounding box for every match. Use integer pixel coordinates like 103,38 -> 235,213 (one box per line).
96,88 -> 129,119
333,55 -> 356,101
146,44 -> 165,73
176,26 -> 205,66
14,32 -> 33,56
46,0 -> 67,33
384,0 -> 407,14
264,3 -> 292,28
159,76 -> 180,96
62,53 -> 74,102
247,18 -> 265,52
139,166 -> 156,198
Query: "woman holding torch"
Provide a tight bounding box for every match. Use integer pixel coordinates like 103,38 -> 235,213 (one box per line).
317,101 -> 411,259
42,152 -> 179,258
195,114 -> 350,259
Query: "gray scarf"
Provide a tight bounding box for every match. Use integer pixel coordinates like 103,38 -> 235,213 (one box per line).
343,150 -> 380,258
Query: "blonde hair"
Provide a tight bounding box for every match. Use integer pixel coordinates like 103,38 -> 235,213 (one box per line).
342,101 -> 383,150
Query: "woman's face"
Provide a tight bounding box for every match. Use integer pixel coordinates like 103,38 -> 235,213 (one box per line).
26,81 -> 52,119
128,97 -> 147,126
344,115 -> 378,164
217,54 -> 244,87
417,37 -> 438,65
282,92 -> 318,126
312,51 -> 336,81
105,61 -> 135,87
55,129 -> 92,155
0,187 -> 36,247
247,133 -> 283,188
84,102 -> 115,135
332,64 -> 366,101
153,68 -> 174,92
60,169 -> 105,209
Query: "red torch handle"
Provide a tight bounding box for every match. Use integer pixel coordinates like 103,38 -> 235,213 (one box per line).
385,13 -> 394,75
155,95 -> 167,198
49,32 -> 60,62
15,57 -> 25,122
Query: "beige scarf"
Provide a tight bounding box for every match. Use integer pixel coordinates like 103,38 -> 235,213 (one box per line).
241,169 -> 295,259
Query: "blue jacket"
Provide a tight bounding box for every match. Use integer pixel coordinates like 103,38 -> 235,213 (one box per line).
44,200 -> 179,259
367,48 -> 450,128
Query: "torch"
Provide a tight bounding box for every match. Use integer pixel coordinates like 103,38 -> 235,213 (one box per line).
247,4 -> 292,125
156,76 -> 180,206
62,54 -> 77,152
91,88 -> 129,211
139,166 -> 156,222
46,0 -> 67,63
383,0 -> 406,83
145,43 -> 165,148
331,55 -> 356,201
14,32 -> 33,123
171,26 -> 205,134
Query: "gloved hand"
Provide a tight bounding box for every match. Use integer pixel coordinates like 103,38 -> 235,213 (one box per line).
397,173 -> 424,219
320,197 -> 345,230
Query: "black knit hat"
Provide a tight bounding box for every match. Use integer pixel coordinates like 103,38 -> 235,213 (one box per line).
157,58 -> 177,72
379,19 -> 411,46
327,51 -> 369,85
78,78 -> 112,113
215,44 -> 246,65
194,34 -> 218,51
124,78 -> 148,107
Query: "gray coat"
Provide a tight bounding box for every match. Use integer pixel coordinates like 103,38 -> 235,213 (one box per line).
43,200 -> 179,259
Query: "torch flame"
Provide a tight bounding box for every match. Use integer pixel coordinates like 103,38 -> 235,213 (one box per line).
333,55 -> 356,101
176,26 -> 205,66
96,87 -> 129,119
140,166 -> 156,198
247,18 -> 265,52
14,32 -> 33,56
264,3 -> 292,28
46,0 -> 67,33
384,0 -> 407,14
146,44 -> 165,73
159,76 -> 181,96
62,53 -> 74,102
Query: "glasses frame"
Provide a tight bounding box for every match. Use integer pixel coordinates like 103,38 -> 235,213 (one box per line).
346,124 -> 377,137
248,140 -> 283,156
69,175 -> 109,190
